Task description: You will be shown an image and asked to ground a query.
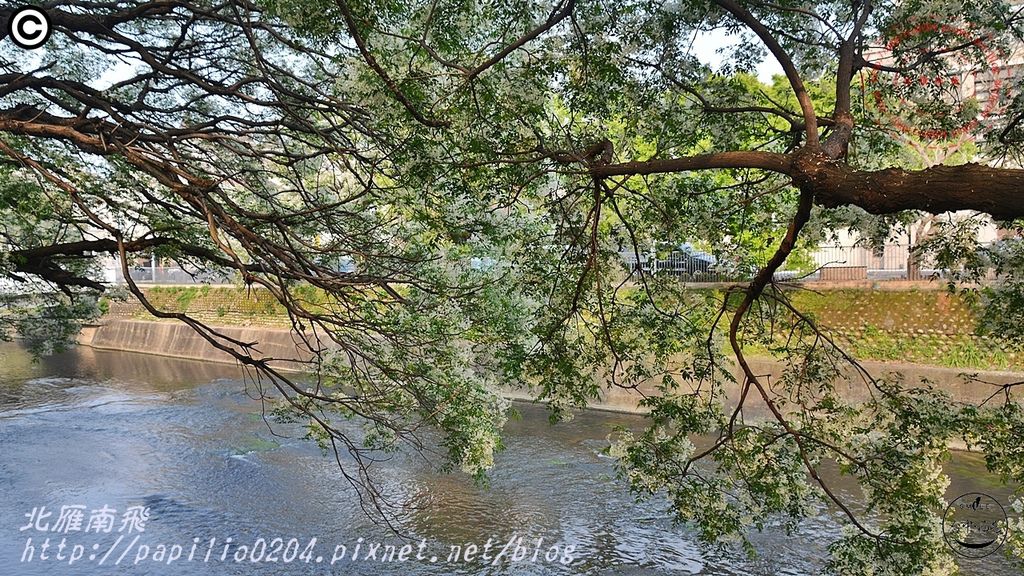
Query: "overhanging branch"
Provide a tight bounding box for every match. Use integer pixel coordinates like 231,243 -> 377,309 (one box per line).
794,157 -> 1024,220
592,151 -> 793,177
592,149 -> 1024,220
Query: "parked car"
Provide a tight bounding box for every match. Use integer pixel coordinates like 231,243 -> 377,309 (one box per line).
647,243 -> 717,280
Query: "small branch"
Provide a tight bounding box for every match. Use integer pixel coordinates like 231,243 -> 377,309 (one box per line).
465,0 -> 576,82
712,0 -> 820,147
333,0 -> 449,128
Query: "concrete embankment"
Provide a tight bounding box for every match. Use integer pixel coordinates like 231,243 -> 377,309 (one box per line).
80,319 -> 1024,416
80,319 -> 314,372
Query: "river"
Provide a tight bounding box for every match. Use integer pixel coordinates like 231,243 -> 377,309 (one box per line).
0,342 -> 1019,575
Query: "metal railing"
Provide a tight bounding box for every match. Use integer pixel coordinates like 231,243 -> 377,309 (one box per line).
119,265 -> 236,285
623,243 -> 956,284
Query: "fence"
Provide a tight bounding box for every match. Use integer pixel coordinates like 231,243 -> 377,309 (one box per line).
625,243 -> 957,284
117,265 -> 236,286
790,244 -> 941,282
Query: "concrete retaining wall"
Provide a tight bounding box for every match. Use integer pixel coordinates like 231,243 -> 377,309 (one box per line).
83,319 -> 314,372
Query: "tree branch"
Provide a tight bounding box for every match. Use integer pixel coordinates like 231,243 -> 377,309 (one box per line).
465,0 -> 576,82
713,0 -> 820,147
592,150 -> 1024,220
794,156 -> 1024,220
591,151 -> 793,177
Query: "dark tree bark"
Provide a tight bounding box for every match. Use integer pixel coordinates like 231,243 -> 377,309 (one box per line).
593,151 -> 1024,220
792,156 -> 1024,221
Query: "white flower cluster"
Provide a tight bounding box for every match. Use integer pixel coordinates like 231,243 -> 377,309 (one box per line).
1006,497 -> 1024,560
457,385 -> 509,476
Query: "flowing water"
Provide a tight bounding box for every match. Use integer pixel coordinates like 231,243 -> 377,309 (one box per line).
0,342 -> 1019,575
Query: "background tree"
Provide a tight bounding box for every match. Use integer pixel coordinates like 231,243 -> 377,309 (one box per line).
3,0 -> 1024,572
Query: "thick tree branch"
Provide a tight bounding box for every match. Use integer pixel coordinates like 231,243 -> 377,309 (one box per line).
822,1 -> 873,159
793,156 -> 1024,220
594,150 -> 1024,220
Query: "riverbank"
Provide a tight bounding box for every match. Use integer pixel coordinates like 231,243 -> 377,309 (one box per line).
100,285 -> 1024,372
79,318 -> 1024,416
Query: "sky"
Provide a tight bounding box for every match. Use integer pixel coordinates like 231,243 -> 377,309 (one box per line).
690,28 -> 786,83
